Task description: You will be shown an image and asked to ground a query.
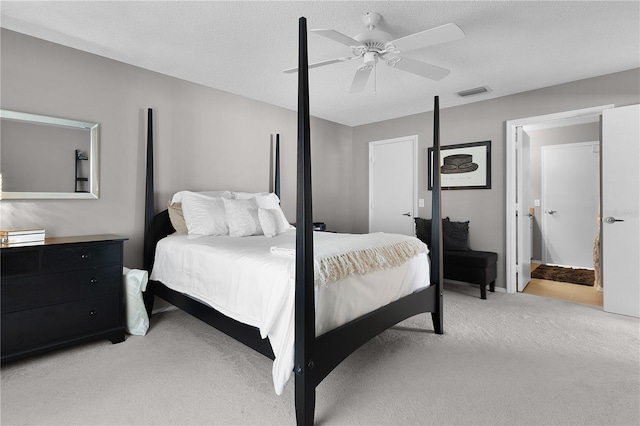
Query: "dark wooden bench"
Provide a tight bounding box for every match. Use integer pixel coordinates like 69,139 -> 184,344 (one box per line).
415,217 -> 498,299
443,250 -> 497,299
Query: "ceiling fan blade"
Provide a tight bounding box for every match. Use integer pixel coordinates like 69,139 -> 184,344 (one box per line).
388,23 -> 465,53
350,66 -> 373,93
390,56 -> 450,80
283,56 -> 354,74
311,29 -> 361,47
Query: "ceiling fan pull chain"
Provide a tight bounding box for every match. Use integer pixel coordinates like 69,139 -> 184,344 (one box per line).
374,63 -> 377,95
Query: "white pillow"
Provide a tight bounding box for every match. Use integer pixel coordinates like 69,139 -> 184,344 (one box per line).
171,190 -> 232,204
181,192 -> 229,236
253,193 -> 293,231
232,191 -> 270,200
258,208 -> 289,237
223,198 -> 263,237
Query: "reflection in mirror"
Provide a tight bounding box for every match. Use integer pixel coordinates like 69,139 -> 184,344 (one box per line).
0,110 -> 99,199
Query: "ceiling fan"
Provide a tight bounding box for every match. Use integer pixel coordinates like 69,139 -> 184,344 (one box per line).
284,12 -> 465,93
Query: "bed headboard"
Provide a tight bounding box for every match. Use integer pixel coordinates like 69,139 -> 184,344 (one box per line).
142,110 -> 282,272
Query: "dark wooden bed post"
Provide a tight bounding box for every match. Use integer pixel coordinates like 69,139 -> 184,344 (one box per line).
294,16 -> 316,426
430,97 -> 444,335
143,108 -> 156,315
275,134 -> 281,199
143,108 -> 154,272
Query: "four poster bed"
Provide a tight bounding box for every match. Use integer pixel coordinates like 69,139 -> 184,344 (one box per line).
142,17 -> 443,425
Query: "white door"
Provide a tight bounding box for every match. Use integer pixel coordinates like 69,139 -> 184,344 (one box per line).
602,104 -> 639,318
541,142 -> 600,268
516,127 -> 532,291
369,136 -> 417,236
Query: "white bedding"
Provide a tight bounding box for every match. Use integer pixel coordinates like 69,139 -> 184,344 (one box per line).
150,229 -> 430,394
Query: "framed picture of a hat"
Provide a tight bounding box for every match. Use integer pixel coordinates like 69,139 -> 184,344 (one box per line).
428,140 -> 491,190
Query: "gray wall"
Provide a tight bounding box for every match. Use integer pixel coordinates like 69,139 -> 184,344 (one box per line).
352,68 -> 640,289
0,29 -> 353,267
527,123 -> 600,261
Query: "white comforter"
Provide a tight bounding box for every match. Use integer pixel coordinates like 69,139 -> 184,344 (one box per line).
150,229 -> 430,394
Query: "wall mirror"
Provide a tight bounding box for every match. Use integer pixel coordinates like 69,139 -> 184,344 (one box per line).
0,110 -> 99,199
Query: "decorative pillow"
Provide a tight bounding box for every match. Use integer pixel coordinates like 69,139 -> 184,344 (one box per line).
258,208 -> 288,237
443,218 -> 470,251
167,200 -> 188,235
181,192 -> 229,236
223,198 -> 263,237
414,217 -> 431,248
254,193 -> 293,231
414,217 -> 470,251
168,191 -> 233,234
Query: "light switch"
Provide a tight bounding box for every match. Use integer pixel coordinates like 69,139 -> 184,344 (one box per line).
419,199 -> 424,207
534,199 -> 540,207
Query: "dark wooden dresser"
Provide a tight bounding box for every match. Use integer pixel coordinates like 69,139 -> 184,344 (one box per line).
1,235 -> 127,362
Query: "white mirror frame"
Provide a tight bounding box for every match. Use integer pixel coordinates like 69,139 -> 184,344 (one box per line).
0,110 -> 99,199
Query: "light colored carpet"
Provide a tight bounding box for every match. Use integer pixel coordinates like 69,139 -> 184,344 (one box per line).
2,283 -> 639,425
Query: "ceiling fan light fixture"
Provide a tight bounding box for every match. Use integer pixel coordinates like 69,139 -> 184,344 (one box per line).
363,52 -> 378,66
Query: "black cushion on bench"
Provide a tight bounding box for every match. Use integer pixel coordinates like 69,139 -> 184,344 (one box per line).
442,250 -> 497,299
444,250 -> 497,268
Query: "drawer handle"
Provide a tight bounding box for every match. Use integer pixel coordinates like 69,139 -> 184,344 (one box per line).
89,310 -> 97,316
90,277 -> 98,284
80,253 -> 91,260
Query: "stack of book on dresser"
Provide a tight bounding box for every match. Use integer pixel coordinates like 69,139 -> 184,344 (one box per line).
0,228 -> 45,247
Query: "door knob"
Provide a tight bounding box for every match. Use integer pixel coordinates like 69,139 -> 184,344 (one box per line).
402,212 -> 412,217
546,210 -> 557,214
605,216 -> 624,224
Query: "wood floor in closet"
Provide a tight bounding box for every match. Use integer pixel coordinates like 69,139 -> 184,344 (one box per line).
524,263 -> 603,307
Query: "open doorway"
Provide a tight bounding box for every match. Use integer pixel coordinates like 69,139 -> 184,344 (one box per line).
505,105 -> 614,297
526,125 -> 602,306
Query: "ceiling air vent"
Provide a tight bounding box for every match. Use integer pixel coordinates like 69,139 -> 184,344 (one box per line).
457,86 -> 490,97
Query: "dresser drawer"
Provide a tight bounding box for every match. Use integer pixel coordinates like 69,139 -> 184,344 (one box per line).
1,248 -> 40,277
41,241 -> 121,273
1,293 -> 121,355
1,265 -> 121,314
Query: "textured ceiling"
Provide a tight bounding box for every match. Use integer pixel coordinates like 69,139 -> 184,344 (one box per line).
1,1 -> 638,126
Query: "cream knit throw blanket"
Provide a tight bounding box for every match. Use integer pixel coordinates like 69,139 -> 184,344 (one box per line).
270,232 -> 429,286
